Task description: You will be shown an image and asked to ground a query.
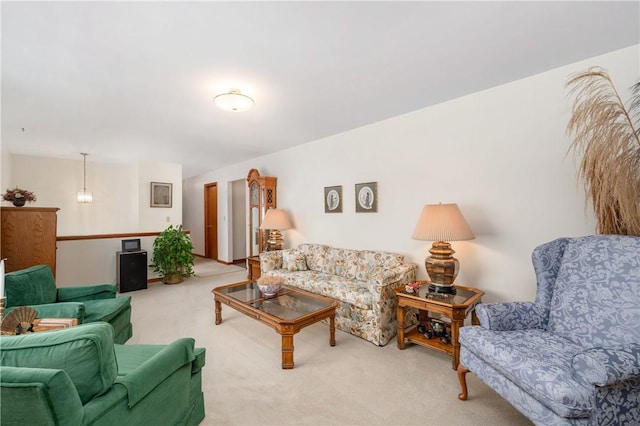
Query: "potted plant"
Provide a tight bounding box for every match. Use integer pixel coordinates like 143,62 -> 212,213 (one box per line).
150,225 -> 195,284
566,68 -> 640,236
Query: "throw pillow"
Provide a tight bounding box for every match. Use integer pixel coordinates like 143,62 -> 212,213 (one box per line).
282,249 -> 308,272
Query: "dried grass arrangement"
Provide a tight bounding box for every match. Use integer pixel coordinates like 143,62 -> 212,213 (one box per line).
566,67 -> 640,236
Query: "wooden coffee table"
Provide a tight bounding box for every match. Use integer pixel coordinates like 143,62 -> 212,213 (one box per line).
212,281 -> 337,369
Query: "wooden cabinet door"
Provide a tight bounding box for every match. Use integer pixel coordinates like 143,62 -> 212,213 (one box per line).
1,207 -> 59,276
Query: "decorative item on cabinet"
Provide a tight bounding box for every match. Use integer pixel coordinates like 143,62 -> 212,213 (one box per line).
2,187 -> 37,207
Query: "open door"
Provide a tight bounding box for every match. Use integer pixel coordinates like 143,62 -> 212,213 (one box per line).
204,183 -> 218,260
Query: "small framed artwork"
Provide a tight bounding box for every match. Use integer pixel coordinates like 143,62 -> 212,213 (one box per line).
355,182 -> 378,213
150,182 -> 172,208
324,186 -> 343,213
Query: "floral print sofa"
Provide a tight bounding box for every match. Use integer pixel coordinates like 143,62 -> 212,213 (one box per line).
260,244 -> 417,346
458,235 -> 640,425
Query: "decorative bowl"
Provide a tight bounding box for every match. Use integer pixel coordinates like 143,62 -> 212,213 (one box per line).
256,276 -> 284,297
257,283 -> 281,297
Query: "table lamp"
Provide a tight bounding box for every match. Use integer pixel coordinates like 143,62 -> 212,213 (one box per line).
260,209 -> 293,251
411,203 -> 475,294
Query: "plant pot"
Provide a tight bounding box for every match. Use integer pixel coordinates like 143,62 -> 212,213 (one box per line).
12,199 -> 26,207
162,273 -> 184,285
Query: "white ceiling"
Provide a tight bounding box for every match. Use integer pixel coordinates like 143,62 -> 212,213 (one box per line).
2,1 -> 639,178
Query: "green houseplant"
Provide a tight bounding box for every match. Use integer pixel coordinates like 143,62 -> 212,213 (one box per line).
150,225 -> 195,284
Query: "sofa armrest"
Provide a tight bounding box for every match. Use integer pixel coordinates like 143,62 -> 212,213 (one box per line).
260,250 -> 283,273
370,263 -> 417,289
572,344 -> 640,387
115,338 -> 196,408
0,366 -> 84,426
58,284 -> 116,302
476,302 -> 546,331
5,302 -> 86,322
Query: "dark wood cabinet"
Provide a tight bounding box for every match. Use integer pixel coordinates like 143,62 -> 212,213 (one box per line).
1,207 -> 59,276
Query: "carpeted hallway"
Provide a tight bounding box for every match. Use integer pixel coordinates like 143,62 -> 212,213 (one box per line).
127,259 -> 532,425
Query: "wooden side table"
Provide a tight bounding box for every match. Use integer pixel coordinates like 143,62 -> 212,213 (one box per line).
247,256 -> 261,280
395,282 -> 483,370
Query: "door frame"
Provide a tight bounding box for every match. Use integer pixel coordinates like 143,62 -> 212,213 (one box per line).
204,182 -> 218,260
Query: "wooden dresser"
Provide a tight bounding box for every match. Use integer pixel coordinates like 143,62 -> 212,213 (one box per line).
1,207 -> 59,276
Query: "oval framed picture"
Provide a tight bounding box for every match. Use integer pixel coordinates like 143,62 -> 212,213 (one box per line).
355,182 -> 377,213
324,185 -> 343,213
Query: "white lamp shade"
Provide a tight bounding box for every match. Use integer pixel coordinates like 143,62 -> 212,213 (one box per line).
77,191 -> 93,203
260,209 -> 292,230
214,89 -> 254,112
411,203 -> 475,242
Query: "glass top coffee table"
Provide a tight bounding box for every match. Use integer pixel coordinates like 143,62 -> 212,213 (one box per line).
212,280 -> 338,369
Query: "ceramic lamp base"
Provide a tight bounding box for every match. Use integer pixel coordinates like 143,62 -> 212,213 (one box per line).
425,241 -> 460,286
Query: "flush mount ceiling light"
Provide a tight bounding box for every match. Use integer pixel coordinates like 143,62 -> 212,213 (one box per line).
214,88 -> 254,112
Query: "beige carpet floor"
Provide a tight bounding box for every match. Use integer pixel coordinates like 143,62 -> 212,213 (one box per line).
193,257 -> 246,278
127,260 -> 533,426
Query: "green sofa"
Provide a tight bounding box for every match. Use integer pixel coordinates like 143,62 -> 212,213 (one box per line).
0,322 -> 206,425
3,265 -> 132,344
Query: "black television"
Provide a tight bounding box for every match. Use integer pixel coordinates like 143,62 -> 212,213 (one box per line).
121,238 -> 141,252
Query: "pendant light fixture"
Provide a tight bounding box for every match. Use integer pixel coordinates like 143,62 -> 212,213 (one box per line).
214,88 -> 254,112
77,152 -> 93,203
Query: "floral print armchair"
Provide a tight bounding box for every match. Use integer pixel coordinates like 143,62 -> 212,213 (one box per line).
458,235 -> 640,425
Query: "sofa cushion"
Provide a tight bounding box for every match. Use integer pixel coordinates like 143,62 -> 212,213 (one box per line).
268,270 -> 373,309
298,244 -> 330,272
356,251 -> 405,282
0,322 -> 118,405
83,296 -> 132,323
4,265 -> 57,308
334,249 -> 359,279
282,248 -> 308,271
547,235 -> 640,347
460,326 -> 592,418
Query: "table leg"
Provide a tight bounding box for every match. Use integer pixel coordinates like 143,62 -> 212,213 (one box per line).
397,304 -> 405,349
451,319 -> 463,370
281,334 -> 295,369
214,298 -> 222,325
329,314 -> 336,346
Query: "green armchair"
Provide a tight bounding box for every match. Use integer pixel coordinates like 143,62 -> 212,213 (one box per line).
0,322 -> 206,425
3,265 -> 132,344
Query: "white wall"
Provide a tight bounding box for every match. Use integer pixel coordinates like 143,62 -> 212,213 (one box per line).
1,155 -> 183,284
56,236 -> 159,287
231,179 -> 247,260
183,45 -> 638,304
2,155 -> 183,235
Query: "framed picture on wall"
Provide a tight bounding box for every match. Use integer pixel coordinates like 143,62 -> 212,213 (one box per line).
150,182 -> 172,208
355,182 -> 377,213
324,186 -> 343,213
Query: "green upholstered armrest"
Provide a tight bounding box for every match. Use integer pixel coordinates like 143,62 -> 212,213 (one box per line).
114,338 -> 196,408
192,347 -> 206,374
58,284 -> 116,302
0,366 -> 84,426
0,323 -> 118,405
5,302 -> 85,322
